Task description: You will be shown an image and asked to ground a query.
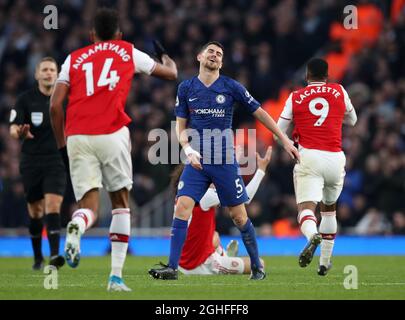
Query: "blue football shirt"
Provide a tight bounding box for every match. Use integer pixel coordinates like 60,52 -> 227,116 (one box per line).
174,75 -> 260,164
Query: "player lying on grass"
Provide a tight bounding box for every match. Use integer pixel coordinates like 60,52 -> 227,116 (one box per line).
171,147 -> 271,275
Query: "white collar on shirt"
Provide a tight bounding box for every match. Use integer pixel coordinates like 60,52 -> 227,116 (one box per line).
307,81 -> 326,86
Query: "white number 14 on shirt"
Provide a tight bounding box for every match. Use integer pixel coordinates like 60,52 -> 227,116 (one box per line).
82,58 -> 120,96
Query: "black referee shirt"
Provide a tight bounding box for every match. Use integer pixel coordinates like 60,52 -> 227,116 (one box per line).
10,87 -> 59,156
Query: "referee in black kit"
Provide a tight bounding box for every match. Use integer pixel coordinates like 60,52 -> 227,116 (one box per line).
9,57 -> 66,270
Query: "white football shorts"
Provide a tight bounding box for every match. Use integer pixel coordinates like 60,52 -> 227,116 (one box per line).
67,126 -> 133,201
293,146 -> 346,205
179,251 -> 245,275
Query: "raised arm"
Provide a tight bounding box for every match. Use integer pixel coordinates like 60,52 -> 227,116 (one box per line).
253,107 -> 300,162
151,54 -> 178,80
133,44 -> 177,80
245,146 -> 272,204
151,40 -> 177,80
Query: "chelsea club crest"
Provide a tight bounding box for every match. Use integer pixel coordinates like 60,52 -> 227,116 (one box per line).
216,94 -> 226,104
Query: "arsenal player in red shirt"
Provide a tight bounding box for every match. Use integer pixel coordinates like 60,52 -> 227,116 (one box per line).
50,8 -> 177,291
277,58 -> 357,276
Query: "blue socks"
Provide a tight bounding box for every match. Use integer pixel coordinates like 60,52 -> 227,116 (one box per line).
168,217 -> 188,269
238,219 -> 262,270
168,217 -> 261,271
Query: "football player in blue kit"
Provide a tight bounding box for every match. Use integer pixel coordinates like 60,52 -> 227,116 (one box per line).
149,41 -> 299,280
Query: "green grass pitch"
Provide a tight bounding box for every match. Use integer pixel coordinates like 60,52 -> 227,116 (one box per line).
0,256 -> 404,300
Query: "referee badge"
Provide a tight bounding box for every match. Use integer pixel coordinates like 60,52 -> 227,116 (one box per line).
31,112 -> 43,126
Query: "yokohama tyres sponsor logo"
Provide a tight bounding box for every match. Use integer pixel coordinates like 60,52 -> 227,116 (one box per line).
192,108 -> 225,117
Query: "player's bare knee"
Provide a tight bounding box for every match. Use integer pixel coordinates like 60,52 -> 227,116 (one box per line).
28,201 -> 44,218
29,210 -> 44,219
44,194 -> 63,213
174,200 -> 192,220
229,206 -> 248,227
44,200 -> 62,213
232,214 -> 247,228
45,205 -> 61,213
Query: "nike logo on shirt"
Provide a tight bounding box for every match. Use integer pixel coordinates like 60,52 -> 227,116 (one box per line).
189,98 -> 198,102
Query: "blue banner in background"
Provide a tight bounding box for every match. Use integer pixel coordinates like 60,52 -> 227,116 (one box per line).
1,236 -> 405,257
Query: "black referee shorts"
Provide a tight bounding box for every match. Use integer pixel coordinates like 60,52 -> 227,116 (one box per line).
20,154 -> 67,203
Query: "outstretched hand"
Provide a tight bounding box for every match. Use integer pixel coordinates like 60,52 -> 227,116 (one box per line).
256,146 -> 272,172
18,124 -> 34,140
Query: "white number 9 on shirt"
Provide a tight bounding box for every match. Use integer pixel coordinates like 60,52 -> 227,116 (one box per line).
309,97 -> 329,126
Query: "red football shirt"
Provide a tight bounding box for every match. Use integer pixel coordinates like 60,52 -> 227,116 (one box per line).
279,82 -> 353,152
179,204 -> 216,270
57,40 -> 156,136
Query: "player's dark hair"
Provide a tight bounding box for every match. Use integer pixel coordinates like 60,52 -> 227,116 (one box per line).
307,58 -> 328,81
199,41 -> 224,54
36,57 -> 57,70
170,164 -> 185,193
93,7 -> 119,41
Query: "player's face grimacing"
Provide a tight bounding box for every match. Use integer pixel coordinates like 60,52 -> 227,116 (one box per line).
35,61 -> 58,88
198,44 -> 223,71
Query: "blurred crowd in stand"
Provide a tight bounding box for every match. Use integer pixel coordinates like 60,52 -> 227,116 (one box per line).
0,0 -> 404,236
